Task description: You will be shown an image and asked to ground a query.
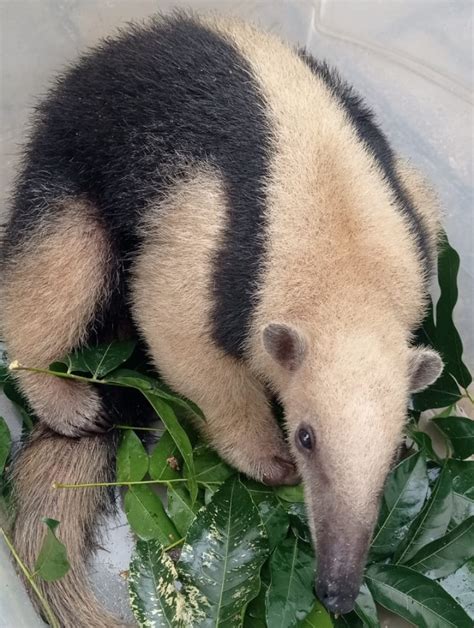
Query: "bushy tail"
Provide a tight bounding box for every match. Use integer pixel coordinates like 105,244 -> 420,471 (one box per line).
11,424 -> 127,627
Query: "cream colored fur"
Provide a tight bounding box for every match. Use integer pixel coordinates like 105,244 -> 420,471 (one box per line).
131,166 -> 297,484
4,14 -> 443,626
1,202 -> 113,436
12,425 -> 123,628
210,17 -> 440,517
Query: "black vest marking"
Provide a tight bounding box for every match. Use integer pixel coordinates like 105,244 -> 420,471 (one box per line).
298,51 -> 432,272
6,14 -> 273,358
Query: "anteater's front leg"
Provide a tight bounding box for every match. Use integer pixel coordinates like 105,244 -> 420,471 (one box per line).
186,356 -> 299,486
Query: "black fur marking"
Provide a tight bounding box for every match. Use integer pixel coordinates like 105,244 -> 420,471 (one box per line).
298,51 -> 432,272
3,12 -> 273,359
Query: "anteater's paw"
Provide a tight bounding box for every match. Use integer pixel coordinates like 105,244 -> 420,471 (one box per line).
58,409 -> 112,438
27,377 -> 111,437
261,453 -> 300,486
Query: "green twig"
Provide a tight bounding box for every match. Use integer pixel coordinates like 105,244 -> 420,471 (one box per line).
163,536 -> 185,553
52,479 -> 187,489
114,424 -> 162,432
0,527 -> 59,628
9,363 -> 96,385
463,389 -> 474,404
53,478 -> 223,490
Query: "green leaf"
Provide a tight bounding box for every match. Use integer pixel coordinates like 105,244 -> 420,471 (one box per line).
245,579 -> 268,626
128,539 -> 206,627
408,428 -> 440,461
447,460 -> 474,528
395,464 -> 452,563
256,494 -> 290,551
406,516 -> 474,579
433,417 -> 474,459
298,600 -> 333,627
412,370 -> 462,411
116,430 -> 148,482
366,563 -> 471,628
149,430 -> 181,482
191,444 -> 234,485
434,237 -> 472,389
64,340 -> 136,378
275,484 -> 305,503
143,393 -> 197,503
370,453 -> 428,559
106,369 -> 156,392
34,518 -> 70,582
124,485 -> 179,545
107,369 -> 204,421
353,583 -> 379,628
439,559 -> 474,620
0,417 -> 12,476
179,476 -> 269,626
167,484 -> 198,537
243,480 -> 275,504
288,503 -> 312,544
265,536 -> 315,628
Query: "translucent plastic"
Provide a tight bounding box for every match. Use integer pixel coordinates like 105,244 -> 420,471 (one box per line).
0,2 -> 471,626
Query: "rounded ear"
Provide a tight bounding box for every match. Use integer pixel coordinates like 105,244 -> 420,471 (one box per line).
262,323 -> 307,371
408,347 -> 444,393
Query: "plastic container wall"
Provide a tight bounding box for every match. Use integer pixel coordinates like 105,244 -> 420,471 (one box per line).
0,2 -> 471,626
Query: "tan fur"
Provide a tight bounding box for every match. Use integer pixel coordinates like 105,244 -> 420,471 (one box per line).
3,201 -> 126,625
12,424 -> 123,628
131,166 -> 297,484
129,18 -> 442,608
1,201 -> 113,436
395,157 -> 443,255
209,17 -> 440,514
5,15 -> 443,623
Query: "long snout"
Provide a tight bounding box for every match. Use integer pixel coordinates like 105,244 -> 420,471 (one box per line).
314,524 -> 372,614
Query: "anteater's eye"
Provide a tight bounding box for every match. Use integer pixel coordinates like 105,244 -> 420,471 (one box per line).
296,425 -> 314,451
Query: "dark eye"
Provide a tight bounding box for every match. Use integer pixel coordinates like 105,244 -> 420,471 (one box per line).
296,425 -> 314,451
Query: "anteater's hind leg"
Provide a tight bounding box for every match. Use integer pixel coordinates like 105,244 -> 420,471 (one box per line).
1,199 -> 117,436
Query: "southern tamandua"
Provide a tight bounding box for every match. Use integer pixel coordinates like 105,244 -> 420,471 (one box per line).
1,12 -> 444,626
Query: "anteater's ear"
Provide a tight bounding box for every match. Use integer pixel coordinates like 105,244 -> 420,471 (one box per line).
262,323 -> 307,371
408,347 -> 443,393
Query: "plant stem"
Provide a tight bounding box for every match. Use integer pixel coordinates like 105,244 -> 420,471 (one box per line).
53,478 -> 224,490
163,537 -> 185,552
114,424 -> 162,432
0,527 -> 59,628
52,478 -> 187,489
463,389 -> 474,404
10,363 -> 96,385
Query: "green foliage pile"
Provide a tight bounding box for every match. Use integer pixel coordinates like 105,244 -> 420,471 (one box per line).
0,236 -> 473,627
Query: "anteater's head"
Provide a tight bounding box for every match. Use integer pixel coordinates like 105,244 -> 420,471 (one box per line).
261,321 -> 442,615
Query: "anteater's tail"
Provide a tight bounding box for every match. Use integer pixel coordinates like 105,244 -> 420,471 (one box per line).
12,424 -> 125,627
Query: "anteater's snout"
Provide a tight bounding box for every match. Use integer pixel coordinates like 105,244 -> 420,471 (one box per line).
315,579 -> 359,615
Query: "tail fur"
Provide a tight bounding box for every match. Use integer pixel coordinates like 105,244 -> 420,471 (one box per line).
12,424 -> 127,627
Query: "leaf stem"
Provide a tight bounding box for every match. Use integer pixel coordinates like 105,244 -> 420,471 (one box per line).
0,527 -> 60,628
52,479 -> 188,489
10,364 -> 97,385
114,424 -> 162,432
163,536 -> 185,552
53,478 -> 224,490
462,389 -> 474,404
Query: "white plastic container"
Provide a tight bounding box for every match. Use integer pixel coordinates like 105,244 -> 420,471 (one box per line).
0,2 -> 472,625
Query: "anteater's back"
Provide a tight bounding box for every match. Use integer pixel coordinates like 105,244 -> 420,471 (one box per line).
1,12 -> 442,627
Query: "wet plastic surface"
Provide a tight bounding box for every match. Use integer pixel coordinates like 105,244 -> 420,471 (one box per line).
0,2 -> 472,626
